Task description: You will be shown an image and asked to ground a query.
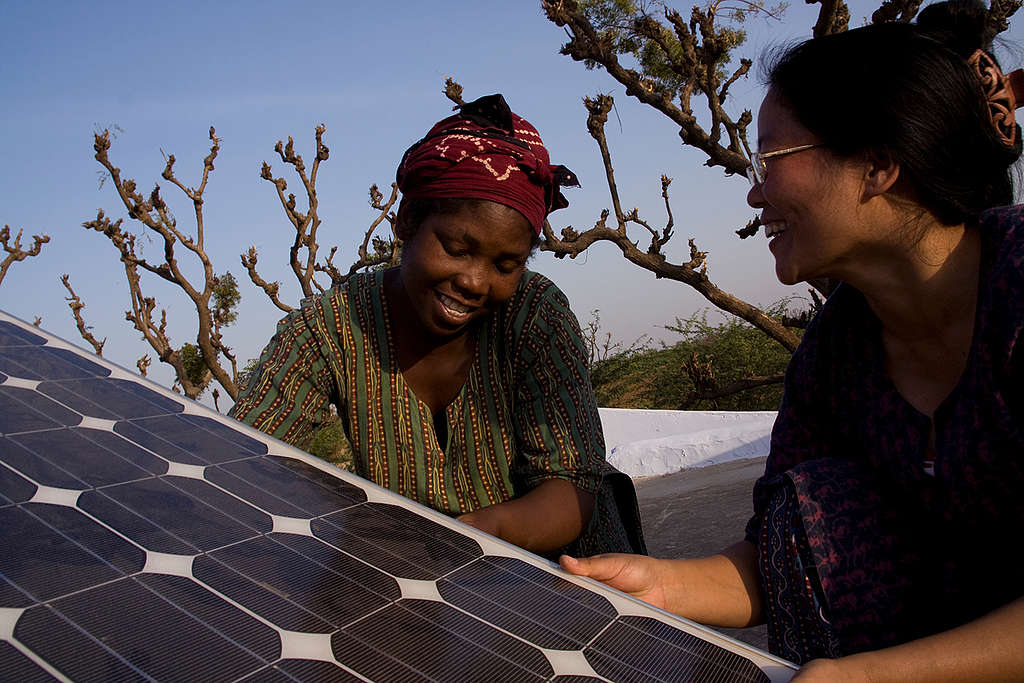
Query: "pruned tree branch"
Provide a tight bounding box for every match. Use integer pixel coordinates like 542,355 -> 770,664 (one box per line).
60,274 -> 106,356
0,225 -> 50,287
542,92 -> 802,353
250,126 -> 401,308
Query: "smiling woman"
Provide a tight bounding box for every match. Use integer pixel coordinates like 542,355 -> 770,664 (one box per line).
231,95 -> 646,559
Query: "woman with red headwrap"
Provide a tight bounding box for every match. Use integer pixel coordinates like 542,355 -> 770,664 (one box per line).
231,95 -> 646,557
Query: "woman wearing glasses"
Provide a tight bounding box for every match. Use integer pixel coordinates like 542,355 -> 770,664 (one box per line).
232,94 -> 646,559
562,1 -> 1024,679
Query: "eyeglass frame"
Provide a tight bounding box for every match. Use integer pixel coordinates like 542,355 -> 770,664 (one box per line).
745,143 -> 822,186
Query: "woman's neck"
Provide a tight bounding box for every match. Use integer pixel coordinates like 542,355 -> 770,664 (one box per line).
853,221 -> 980,343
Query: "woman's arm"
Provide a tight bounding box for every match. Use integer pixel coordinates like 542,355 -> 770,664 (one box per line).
559,540 -> 765,628
456,479 -> 595,553
793,596 -> 1024,682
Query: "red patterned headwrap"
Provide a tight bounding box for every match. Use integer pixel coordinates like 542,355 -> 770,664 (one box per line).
396,94 -> 579,234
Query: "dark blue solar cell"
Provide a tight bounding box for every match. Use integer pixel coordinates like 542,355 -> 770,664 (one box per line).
402,598 -> 552,678
164,475 -> 272,535
586,616 -> 770,683
0,505 -> 122,602
14,604 -> 146,681
315,502 -> 480,580
0,436 -> 88,489
0,346 -> 103,381
334,600 -> 549,683
0,387 -> 81,434
236,666 -> 297,683
138,573 -> 281,662
77,427 -> 168,475
210,535 -> 394,627
114,420 -> 205,465
79,489 -> 198,555
0,321 -> 45,346
180,413 -> 268,454
47,577 -> 267,682
208,457 -> 359,518
193,555 -> 334,633
275,660 -> 365,683
272,533 -> 401,603
0,575 -> 33,608
99,477 -> 266,551
44,377 -> 180,420
37,382 -> 122,420
0,457 -> 38,505
0,640 -> 63,682
29,501 -> 146,576
439,556 -> 615,650
10,428 -> 155,488
126,414 -> 260,465
269,456 -> 366,505
38,347 -> 110,377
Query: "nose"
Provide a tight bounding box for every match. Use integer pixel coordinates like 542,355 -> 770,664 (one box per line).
453,259 -> 489,300
746,181 -> 766,209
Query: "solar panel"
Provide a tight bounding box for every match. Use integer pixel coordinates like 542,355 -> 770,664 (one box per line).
0,310 -> 797,682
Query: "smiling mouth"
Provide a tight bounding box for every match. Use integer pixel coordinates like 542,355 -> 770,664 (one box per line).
764,221 -> 787,238
437,292 -> 476,318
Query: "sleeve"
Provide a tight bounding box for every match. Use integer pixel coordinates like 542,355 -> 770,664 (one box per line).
229,303 -> 337,452
510,277 -> 604,495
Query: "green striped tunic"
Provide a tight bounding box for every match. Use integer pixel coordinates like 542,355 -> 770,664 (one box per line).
231,269 -> 644,556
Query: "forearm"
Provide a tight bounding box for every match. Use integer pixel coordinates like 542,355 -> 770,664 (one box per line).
658,540 -> 764,628
559,540 -> 764,628
808,596 -> 1024,682
457,478 -> 595,554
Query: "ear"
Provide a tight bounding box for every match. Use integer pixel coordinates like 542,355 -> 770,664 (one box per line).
862,150 -> 901,199
394,200 -> 414,241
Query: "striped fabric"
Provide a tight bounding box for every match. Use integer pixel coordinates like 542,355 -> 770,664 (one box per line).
231,270 -> 645,556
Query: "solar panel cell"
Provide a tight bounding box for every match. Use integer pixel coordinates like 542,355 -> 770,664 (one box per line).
0,506 -> 126,601
0,387 -> 82,433
137,572 -> 283,660
11,428 -> 155,487
0,640 -> 56,683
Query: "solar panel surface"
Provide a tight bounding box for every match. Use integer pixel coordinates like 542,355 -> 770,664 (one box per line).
0,311 -> 797,682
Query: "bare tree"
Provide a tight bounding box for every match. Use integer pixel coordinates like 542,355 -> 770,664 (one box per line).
243,125 -> 401,313
81,127 -> 242,401
538,0 -> 1019,403
60,274 -> 105,356
1,225 -> 50,288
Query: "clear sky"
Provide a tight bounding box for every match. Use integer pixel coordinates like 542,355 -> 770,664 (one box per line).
3,1 -> 1021,398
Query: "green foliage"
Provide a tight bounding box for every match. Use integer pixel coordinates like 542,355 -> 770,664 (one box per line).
590,300 -> 800,410
577,0 -> 784,98
211,271 -> 241,328
309,416 -> 354,471
178,343 -> 208,388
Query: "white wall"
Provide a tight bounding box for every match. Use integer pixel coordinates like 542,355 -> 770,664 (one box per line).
598,409 -> 777,479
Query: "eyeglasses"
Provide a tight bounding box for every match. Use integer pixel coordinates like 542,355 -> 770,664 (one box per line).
745,143 -> 822,186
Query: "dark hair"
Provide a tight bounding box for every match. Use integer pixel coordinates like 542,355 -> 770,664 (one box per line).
763,0 -> 1020,225
397,197 -> 542,252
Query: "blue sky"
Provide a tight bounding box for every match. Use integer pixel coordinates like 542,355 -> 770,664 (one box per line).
4,1 -> 1020,398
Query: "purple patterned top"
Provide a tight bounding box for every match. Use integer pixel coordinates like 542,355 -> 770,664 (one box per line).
747,204 -> 1024,633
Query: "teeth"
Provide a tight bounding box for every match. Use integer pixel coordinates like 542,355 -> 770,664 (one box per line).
764,221 -> 787,238
438,293 -> 471,314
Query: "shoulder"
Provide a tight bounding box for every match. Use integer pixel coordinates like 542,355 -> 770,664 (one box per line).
979,205 -> 1024,292
501,270 -> 575,333
786,283 -> 870,383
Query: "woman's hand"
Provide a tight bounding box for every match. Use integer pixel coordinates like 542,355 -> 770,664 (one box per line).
560,553 -> 670,610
